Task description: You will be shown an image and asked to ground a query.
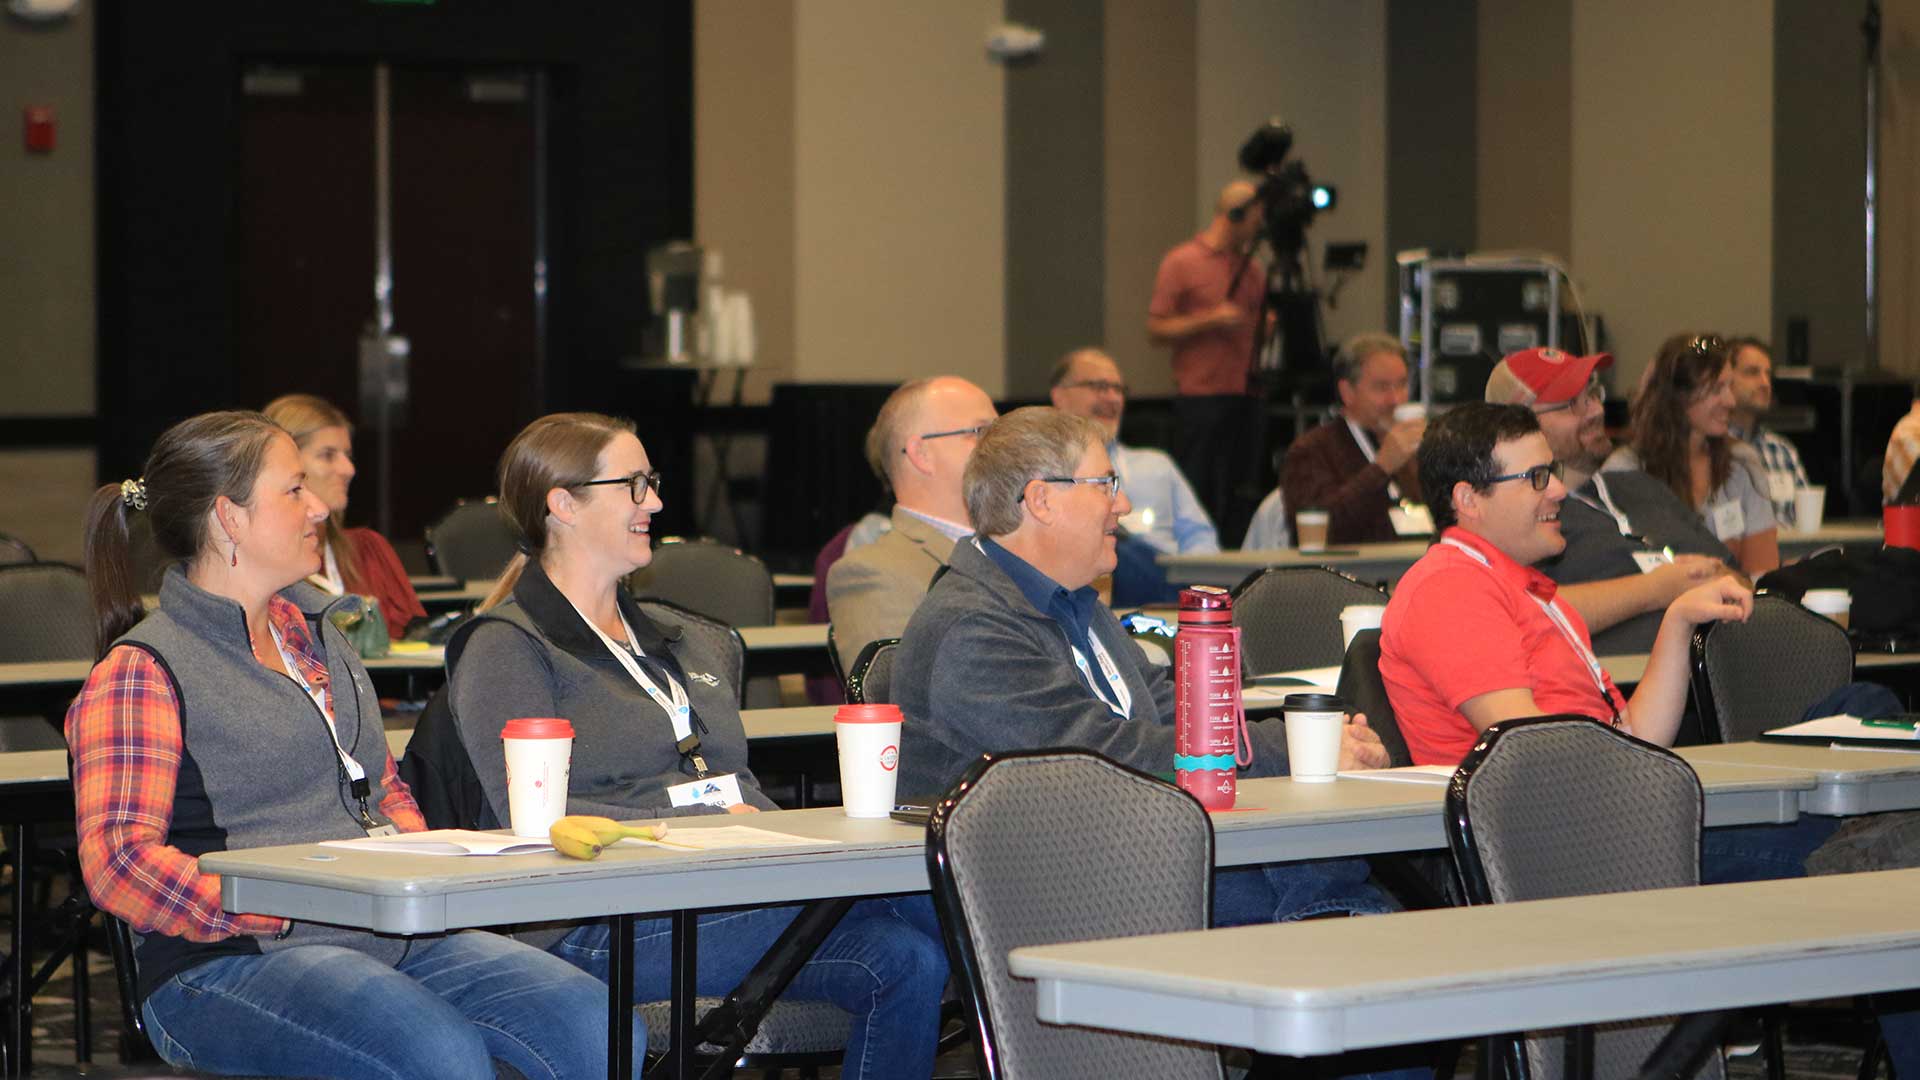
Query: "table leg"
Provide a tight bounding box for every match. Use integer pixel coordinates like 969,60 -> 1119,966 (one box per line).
653,909 -> 698,1080
607,912 -> 634,1080
9,824 -> 30,1079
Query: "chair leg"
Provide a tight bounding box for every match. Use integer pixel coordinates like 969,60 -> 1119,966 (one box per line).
1860,1031 -> 1886,1080
1762,1011 -> 1785,1080
71,905 -> 91,1065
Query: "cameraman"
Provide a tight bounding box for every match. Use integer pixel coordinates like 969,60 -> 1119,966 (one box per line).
1147,179 -> 1268,543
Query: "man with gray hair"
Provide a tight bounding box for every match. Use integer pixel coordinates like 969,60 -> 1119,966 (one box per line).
1279,331 -> 1426,544
827,376 -> 998,672
895,406 -> 1403,933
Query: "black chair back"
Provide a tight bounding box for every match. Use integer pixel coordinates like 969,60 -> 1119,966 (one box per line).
1333,628 -> 1411,767
1230,565 -> 1386,674
846,637 -> 899,705
632,597 -> 748,707
424,498 -> 517,581
1690,594 -> 1854,743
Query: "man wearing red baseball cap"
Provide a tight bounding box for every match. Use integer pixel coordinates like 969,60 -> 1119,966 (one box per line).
1485,347 -> 1740,654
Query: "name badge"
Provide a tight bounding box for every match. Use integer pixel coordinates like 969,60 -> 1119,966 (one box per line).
1630,550 -> 1672,574
667,772 -> 744,809
1388,503 -> 1436,537
1711,500 -> 1745,540
364,824 -> 398,838
1769,472 -> 1796,506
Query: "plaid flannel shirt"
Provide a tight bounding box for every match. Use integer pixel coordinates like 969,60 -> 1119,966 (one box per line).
1732,422 -> 1810,525
66,594 -> 423,941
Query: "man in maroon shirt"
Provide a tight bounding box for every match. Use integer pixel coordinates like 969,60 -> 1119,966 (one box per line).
1148,179 -> 1268,543
1280,332 -> 1427,544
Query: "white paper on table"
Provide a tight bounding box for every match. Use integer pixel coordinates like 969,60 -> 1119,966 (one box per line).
616,825 -> 842,851
1764,714 -> 1920,742
319,829 -> 553,856
1336,765 -> 1458,785
1244,666 -> 1343,703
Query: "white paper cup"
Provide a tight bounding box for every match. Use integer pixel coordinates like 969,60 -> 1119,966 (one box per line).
1801,588 -> 1851,630
1296,509 -> 1331,553
501,717 -> 575,838
1794,485 -> 1827,533
1283,693 -> 1347,783
1393,402 -> 1428,424
835,704 -> 903,818
1339,604 -> 1387,651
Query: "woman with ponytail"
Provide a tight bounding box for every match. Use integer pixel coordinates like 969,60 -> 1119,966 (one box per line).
262,394 -> 427,638
69,411 -> 634,1078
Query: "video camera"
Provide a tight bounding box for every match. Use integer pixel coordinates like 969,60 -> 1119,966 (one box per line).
1235,119 -> 1337,271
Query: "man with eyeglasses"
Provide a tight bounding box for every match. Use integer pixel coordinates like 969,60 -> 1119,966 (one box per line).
826,376 -> 998,673
896,408 -> 1425,942
1279,332 -> 1427,545
1378,403 -> 1750,768
1049,348 -> 1218,604
1484,347 -> 1739,653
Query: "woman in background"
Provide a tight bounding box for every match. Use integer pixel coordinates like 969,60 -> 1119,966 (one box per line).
263,393 -> 427,638
1605,332 -> 1780,576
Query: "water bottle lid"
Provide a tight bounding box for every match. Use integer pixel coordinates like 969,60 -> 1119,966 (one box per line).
1179,586 -> 1232,624
1282,693 -> 1348,713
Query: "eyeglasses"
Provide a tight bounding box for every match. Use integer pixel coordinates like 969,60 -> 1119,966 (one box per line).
910,424 -> 990,450
573,469 -> 664,504
1485,461 -> 1563,492
1020,473 -> 1123,501
1060,379 -> 1128,397
1533,377 -> 1607,415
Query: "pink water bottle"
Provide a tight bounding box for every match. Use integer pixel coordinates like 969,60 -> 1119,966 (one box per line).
1175,586 -> 1252,809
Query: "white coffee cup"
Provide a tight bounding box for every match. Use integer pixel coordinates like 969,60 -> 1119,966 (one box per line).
835,704 -> 904,818
1283,693 -> 1347,783
1339,604 -> 1387,651
1393,402 -> 1428,424
1801,588 -> 1852,630
1794,485 -> 1827,534
501,717 -> 575,838
1296,509 -> 1331,553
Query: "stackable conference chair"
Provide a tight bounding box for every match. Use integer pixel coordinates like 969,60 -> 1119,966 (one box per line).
630,537 -> 779,708
423,497 -> 518,581
0,563 -> 93,666
1447,717 -> 1724,1080
1689,593 -> 1854,743
845,638 -> 899,705
927,749 -> 1222,1080
1333,628 -> 1413,768
629,598 -> 748,708
1230,565 -> 1387,674
0,533 -> 34,565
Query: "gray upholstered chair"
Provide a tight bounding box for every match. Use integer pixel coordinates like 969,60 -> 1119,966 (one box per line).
927,749 -> 1222,1080
846,637 -> 899,705
1689,593 -> 1854,743
0,563 -> 94,663
630,538 -> 779,707
631,598 -> 747,707
0,532 -> 34,565
424,498 -> 518,581
1446,717 -> 1722,1080
1229,565 -> 1386,674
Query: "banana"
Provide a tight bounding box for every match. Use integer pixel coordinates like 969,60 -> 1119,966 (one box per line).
550,816 -> 669,859
548,819 -> 605,860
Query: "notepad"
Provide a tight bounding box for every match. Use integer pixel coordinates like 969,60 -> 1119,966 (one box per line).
1337,765 -> 1457,785
320,829 -> 555,856
626,826 -> 841,851
1762,714 -> 1920,747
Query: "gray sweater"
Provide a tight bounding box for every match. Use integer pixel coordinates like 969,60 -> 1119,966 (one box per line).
892,539 -> 1292,799
445,562 -> 777,828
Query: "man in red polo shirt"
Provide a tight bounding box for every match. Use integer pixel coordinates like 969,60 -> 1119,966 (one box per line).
1378,402 -> 1750,766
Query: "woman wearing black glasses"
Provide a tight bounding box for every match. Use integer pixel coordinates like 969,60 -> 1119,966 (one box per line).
447,413 -> 947,1080
1604,332 -> 1780,576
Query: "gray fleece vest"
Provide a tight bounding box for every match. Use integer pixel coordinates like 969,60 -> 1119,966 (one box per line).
116,568 -> 407,1001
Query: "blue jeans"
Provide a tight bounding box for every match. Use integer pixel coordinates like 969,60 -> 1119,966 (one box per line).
553,894 -> 946,1080
1700,815 -> 1843,885
1212,858 -> 1396,927
143,931 -> 635,1079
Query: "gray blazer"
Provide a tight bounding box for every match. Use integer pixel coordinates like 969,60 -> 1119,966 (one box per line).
825,506 -> 961,673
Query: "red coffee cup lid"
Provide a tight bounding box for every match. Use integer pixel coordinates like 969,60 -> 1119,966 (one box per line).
501,717 -> 575,740
835,704 -> 903,724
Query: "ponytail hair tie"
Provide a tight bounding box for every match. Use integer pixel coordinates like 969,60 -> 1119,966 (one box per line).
120,478 -> 148,511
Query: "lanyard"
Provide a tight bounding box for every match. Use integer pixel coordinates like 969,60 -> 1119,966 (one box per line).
268,625 -> 367,784
1568,473 -> 1635,537
1070,631 -> 1134,719
570,599 -> 706,777
1345,417 -> 1402,501
1441,537 -> 1623,725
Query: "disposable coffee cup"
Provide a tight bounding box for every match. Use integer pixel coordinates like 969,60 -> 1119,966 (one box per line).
501,717 -> 575,838
1393,402 -> 1428,424
1801,588 -> 1852,630
1296,509 -> 1331,553
835,704 -> 904,818
1794,486 -> 1827,533
1282,692 -> 1347,783
1339,604 -> 1387,651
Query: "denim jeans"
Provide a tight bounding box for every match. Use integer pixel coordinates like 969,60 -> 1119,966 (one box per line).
1212,858 -> 1397,927
552,894 -> 947,1080
142,931 -> 636,1079
1700,815 -> 1844,885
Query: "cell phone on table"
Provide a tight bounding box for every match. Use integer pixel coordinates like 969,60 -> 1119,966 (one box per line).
888,804 -> 932,826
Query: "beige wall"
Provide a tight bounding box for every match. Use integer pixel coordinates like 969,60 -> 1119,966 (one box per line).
1104,2 -> 1197,398
0,6 -> 95,416
1477,0 -> 1572,255
1570,0 -> 1773,382
1194,0 -> 1390,351
792,1 -> 1007,395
